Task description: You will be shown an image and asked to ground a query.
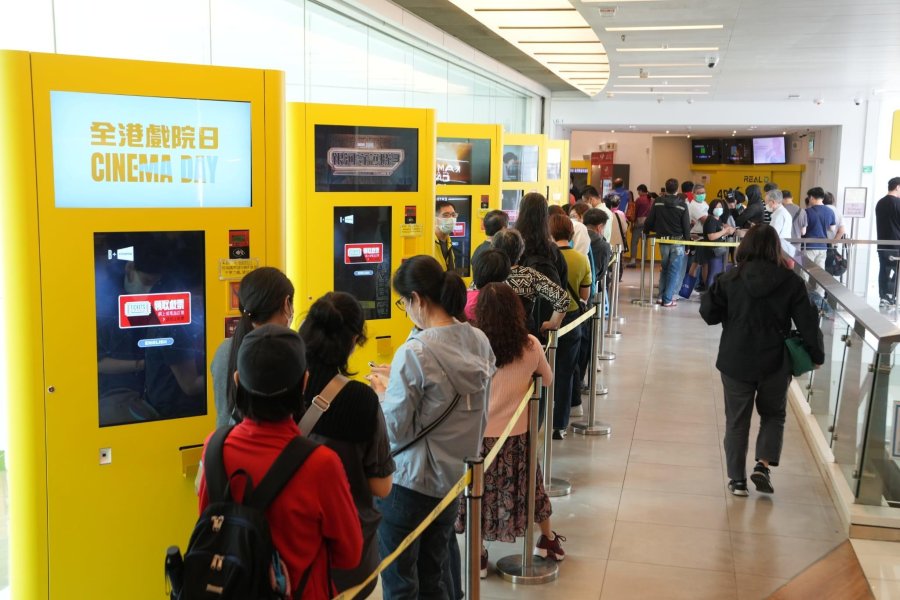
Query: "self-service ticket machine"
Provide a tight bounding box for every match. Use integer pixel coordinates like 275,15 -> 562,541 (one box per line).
545,139 -> 570,206
501,132 -> 548,225
0,51 -> 284,599
435,123 -> 503,280
286,103 -> 436,373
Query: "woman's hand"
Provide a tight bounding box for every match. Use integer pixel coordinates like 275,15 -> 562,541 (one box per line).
365,373 -> 388,393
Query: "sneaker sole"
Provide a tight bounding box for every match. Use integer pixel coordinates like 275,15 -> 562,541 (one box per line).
750,472 -> 774,494
730,487 -> 749,497
534,547 -> 566,562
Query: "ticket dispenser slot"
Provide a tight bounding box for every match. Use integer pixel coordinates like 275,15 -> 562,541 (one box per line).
287,104 -> 436,373
0,51 -> 284,600
435,123 -> 502,283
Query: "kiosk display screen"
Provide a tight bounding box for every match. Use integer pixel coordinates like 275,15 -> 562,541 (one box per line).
333,206 -> 392,320
50,92 -> 252,209
316,125 -> 418,192
437,195 -> 472,278
752,136 -> 786,164
502,145 -> 539,182
94,231 -> 207,427
723,139 -> 754,165
546,147 -> 562,181
502,189 -> 524,225
435,138 -> 491,185
691,139 -> 722,164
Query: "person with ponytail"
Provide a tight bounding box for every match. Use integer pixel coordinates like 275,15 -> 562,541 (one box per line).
367,255 -> 495,600
210,267 -> 295,427
298,292 -> 394,598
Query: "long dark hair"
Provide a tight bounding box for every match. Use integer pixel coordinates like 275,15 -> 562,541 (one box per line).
299,292 -> 367,376
227,267 -> 294,420
475,282 -> 529,368
735,224 -> 788,268
515,192 -> 556,260
393,255 -> 466,320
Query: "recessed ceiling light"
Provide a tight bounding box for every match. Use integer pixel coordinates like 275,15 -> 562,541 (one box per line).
605,25 -> 724,32
782,131 -> 787,135
732,130 -> 737,134
617,47 -> 718,52
619,74 -> 712,79
613,84 -> 711,88
610,130 -> 615,133
665,130 -> 670,134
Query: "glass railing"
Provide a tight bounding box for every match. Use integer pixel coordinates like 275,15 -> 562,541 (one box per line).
793,251 -> 900,506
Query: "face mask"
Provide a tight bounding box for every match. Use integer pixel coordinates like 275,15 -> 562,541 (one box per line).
696,193 -> 706,202
437,217 -> 456,235
712,207 -> 724,218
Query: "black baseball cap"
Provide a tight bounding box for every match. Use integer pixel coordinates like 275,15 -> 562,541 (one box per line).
237,324 -> 307,397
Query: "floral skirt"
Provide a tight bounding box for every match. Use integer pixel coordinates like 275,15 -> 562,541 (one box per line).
454,433 -> 552,543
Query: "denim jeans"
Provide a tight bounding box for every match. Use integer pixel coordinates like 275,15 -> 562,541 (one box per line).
377,485 -> 459,600
658,243 -> 685,303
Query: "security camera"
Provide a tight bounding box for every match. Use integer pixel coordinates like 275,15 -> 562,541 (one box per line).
853,97 -> 861,106
706,55 -> 719,69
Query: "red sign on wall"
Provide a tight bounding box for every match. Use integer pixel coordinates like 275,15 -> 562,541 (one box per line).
451,222 -> 466,237
344,243 -> 384,264
118,292 -> 192,329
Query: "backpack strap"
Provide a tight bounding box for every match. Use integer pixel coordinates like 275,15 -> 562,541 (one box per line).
244,436 -> 319,511
205,425 -> 235,504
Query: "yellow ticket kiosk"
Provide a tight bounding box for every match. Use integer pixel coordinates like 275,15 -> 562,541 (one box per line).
286,103 -> 436,373
435,123 -> 503,279
0,51 -> 283,599
545,138 -> 570,206
501,132 -> 548,225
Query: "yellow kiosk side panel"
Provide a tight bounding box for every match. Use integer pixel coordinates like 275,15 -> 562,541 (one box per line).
546,139 -> 570,206
289,103 -> 435,373
27,52 -> 281,599
0,49 -> 50,600
436,123 -> 503,280
265,70 -> 286,272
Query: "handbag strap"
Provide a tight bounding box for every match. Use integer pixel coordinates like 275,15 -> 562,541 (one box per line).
614,212 -> 629,254
297,374 -> 349,436
390,393 -> 461,458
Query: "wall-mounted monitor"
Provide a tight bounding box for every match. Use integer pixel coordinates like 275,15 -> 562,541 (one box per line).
502,145 -> 539,182
435,138 -> 491,185
752,136 -> 787,165
333,206 -> 392,320
691,139 -> 722,164
722,138 -> 754,165
315,125 -> 418,192
501,189 -> 523,225
51,91 -> 252,208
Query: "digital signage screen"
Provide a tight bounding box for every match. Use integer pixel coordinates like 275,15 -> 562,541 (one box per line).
315,125 -> 418,192
752,136 -> 787,165
691,139 -> 722,164
50,92 -> 252,208
435,138 -> 492,185
333,206 -> 393,319
501,189 -> 524,226
722,138 -> 754,165
437,195 -> 472,278
546,147 -> 563,181
95,231 -> 207,427
502,145 -> 539,183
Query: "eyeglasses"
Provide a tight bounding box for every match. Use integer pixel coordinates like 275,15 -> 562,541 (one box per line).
395,298 -> 407,313
439,212 -> 458,218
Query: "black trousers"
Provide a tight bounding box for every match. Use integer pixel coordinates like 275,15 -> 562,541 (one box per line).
720,355 -> 792,481
878,249 -> 900,301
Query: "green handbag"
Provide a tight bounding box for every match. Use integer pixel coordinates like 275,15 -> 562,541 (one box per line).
784,332 -> 814,376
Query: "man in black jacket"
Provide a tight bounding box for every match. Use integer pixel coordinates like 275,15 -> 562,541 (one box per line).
644,178 -> 691,307
875,177 -> 900,305
734,184 -> 765,229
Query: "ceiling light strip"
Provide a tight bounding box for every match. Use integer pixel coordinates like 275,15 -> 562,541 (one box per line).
610,91 -> 709,95
613,84 -> 710,88
618,74 -> 711,79
617,47 -> 719,52
605,25 -> 724,32
499,26 -> 591,29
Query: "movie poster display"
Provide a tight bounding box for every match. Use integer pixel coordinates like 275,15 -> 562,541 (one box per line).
502,145 -> 539,182
435,137 -> 492,185
94,231 -> 207,427
333,206 -> 393,319
437,195 -> 472,278
315,125 -> 418,192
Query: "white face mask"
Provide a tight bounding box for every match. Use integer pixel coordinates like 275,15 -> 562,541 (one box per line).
712,207 -> 724,218
437,217 -> 456,235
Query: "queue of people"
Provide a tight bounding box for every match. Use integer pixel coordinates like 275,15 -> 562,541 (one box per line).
188,174 -> 875,598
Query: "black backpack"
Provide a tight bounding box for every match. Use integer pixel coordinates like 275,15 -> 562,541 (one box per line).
171,426 -> 319,600
521,248 -> 567,343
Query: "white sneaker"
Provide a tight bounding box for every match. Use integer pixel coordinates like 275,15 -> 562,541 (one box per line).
570,405 -> 584,418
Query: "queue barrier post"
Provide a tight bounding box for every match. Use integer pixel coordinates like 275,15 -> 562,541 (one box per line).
605,248 -> 622,339
596,280 -> 616,362
464,456 -> 484,599
648,237 -> 658,307
573,291 -> 611,436
541,329 -> 571,498
497,377 -> 559,585
611,245 -> 625,325
632,233 -> 648,307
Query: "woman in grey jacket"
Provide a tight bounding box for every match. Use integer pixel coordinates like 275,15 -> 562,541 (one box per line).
369,255 -> 496,599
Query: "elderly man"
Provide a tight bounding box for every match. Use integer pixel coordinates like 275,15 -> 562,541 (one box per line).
766,189 -> 794,257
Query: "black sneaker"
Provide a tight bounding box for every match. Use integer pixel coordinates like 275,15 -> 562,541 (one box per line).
728,479 -> 749,496
750,463 -> 774,494
552,429 -> 567,440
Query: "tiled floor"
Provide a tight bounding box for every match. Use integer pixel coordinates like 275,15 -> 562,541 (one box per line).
852,539 -> 900,599
470,272 -> 848,600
